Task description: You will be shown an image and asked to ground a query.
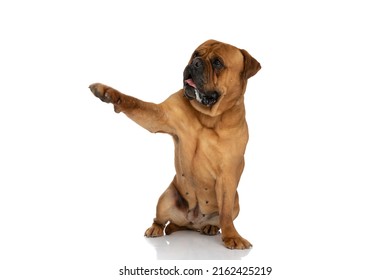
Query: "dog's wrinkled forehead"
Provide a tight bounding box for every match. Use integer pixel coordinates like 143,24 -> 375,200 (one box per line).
192,40 -> 244,70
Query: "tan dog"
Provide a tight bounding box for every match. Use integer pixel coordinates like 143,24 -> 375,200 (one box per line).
89,40 -> 260,249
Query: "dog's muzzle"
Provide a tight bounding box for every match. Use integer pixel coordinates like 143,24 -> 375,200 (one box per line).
184,80 -> 219,106
183,63 -> 219,107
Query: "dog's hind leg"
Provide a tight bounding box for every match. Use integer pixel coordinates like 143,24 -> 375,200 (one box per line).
145,178 -> 188,238
164,222 -> 189,235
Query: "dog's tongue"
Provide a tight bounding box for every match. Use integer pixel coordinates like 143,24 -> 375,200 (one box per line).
185,79 -> 197,88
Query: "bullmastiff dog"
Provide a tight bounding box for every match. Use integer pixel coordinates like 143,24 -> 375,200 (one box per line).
89,40 -> 261,249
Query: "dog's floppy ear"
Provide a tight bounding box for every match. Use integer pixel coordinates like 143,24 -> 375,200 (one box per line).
241,49 -> 261,79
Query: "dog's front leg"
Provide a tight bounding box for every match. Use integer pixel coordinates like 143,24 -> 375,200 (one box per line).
215,174 -> 252,250
89,83 -> 172,134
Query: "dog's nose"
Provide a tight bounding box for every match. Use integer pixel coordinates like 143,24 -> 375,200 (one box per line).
192,57 -> 203,69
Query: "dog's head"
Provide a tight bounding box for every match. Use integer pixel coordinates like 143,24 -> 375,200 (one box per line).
183,40 -> 260,116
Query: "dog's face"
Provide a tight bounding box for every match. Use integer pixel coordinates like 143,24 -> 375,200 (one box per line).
183,40 -> 261,115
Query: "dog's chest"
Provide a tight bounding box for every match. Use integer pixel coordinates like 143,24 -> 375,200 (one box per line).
173,127 -> 232,211
176,127 -> 220,180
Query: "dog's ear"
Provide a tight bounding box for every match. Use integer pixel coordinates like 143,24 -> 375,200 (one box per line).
240,49 -> 261,79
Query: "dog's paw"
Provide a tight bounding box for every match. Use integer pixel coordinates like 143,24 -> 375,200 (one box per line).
144,223 -> 164,237
165,223 -> 187,235
201,225 -> 220,236
89,83 -> 121,105
223,235 -> 252,250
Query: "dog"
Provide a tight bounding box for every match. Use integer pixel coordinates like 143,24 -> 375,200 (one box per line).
89,40 -> 260,249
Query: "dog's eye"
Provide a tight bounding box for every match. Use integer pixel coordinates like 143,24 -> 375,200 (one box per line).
212,58 -> 224,69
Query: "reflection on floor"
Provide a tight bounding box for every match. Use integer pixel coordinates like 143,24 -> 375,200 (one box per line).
145,230 -> 251,260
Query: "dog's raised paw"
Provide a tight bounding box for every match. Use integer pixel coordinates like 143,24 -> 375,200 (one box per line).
89,83 -> 121,104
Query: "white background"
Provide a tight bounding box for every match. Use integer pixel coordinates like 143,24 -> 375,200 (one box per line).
1,0 -> 389,279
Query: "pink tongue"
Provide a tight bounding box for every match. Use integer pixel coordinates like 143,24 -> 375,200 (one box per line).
185,79 -> 197,88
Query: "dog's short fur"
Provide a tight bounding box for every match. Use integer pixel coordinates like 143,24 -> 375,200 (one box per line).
89,40 -> 260,249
